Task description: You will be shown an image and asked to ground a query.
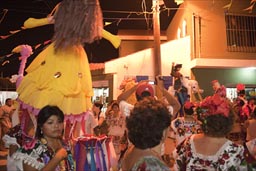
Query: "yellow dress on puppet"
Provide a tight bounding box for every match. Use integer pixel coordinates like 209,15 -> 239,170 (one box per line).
17,0 -> 121,120
17,43 -> 93,116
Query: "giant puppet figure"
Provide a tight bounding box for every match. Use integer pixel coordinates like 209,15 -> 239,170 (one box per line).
16,0 -> 121,138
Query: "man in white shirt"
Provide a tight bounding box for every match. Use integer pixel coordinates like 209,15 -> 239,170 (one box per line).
117,76 -> 181,118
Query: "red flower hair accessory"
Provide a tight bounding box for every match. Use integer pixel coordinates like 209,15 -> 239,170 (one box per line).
236,83 -> 245,91
200,94 -> 230,117
184,101 -> 194,109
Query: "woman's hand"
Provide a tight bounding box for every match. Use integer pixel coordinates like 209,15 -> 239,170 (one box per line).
55,148 -> 68,161
138,80 -> 149,85
40,147 -> 68,171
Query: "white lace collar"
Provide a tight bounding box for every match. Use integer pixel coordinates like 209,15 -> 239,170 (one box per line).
190,134 -> 232,161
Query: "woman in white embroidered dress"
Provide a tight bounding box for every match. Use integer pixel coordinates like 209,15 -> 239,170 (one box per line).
174,94 -> 245,171
13,105 -> 74,171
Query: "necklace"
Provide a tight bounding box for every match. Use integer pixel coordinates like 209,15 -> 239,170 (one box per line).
40,137 -> 56,155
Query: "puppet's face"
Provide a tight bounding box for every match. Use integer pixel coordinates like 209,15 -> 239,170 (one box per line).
190,80 -> 199,92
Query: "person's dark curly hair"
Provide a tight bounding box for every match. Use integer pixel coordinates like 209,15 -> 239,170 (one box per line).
111,102 -> 119,109
126,97 -> 171,149
94,101 -> 103,111
184,106 -> 194,115
201,112 -> 234,137
135,91 -> 152,101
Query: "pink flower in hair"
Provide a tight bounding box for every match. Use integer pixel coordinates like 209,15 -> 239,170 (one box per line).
200,94 -> 230,118
184,101 -> 194,109
215,102 -> 230,117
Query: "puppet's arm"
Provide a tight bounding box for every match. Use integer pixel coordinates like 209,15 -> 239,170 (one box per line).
101,29 -> 121,49
23,16 -> 54,29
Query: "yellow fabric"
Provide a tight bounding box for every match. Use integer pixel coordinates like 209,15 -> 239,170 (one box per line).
23,18 -> 50,29
25,45 -> 48,73
101,29 -> 121,49
12,45 -> 22,53
124,81 -> 137,105
17,43 -> 93,115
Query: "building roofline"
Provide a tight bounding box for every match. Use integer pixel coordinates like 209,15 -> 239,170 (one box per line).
189,58 -> 256,69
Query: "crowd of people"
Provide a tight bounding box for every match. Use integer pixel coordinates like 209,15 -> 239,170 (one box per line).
1,75 -> 256,171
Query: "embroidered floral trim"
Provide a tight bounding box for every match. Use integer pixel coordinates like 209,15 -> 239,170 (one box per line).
175,135 -> 244,170
13,152 -> 45,170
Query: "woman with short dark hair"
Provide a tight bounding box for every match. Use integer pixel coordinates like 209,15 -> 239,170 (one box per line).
121,97 -> 171,171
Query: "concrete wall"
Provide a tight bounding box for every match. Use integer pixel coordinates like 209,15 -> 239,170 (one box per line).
166,0 -> 256,60
118,29 -> 168,57
105,37 -> 191,99
120,40 -> 158,57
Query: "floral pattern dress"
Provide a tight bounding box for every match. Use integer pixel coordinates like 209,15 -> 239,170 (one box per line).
175,135 -> 244,171
131,156 -> 170,171
171,117 -> 202,145
12,138 -> 74,171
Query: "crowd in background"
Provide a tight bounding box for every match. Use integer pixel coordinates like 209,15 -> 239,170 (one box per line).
0,50 -> 255,170
1,75 -> 256,171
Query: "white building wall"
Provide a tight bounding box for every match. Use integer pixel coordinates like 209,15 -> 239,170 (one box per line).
105,36 -> 191,99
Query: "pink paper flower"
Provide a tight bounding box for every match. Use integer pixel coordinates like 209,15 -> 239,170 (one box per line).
236,83 -> 245,91
199,94 -> 230,118
184,101 -> 194,109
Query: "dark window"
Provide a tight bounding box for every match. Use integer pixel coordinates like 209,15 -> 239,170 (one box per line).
225,13 -> 256,52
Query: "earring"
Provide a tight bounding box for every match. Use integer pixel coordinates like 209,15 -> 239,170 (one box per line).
41,129 -> 43,135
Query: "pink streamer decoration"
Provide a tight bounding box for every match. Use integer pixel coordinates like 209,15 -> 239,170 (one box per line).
16,45 -> 33,88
